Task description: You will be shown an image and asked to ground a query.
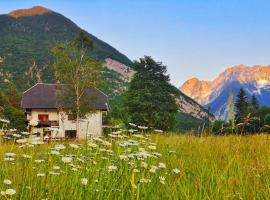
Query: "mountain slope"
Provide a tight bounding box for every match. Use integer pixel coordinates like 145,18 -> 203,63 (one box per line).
0,6 -> 210,130
0,6 -> 132,90
180,64 -> 270,120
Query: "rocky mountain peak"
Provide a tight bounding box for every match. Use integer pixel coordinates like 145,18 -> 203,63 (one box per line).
180,64 -> 270,120
8,6 -> 52,18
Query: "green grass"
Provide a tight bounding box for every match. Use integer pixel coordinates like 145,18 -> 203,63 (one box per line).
0,134 -> 269,199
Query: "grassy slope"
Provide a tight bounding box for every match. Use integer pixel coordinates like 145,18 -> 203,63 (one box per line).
175,112 -> 206,132
0,134 -> 269,199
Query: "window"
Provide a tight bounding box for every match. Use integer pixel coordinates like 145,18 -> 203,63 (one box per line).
38,114 -> 49,122
68,114 -> 76,120
65,130 -> 77,139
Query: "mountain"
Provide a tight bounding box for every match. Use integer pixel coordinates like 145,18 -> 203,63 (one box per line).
0,6 -> 132,90
180,64 -> 270,120
0,6 -> 210,130
104,58 -> 210,121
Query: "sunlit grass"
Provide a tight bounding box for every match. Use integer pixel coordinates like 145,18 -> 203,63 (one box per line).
0,134 -> 269,199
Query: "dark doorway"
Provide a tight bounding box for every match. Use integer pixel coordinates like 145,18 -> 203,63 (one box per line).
65,130 -> 77,139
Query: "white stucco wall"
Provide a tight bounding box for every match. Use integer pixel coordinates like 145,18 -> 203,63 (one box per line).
27,109 -> 103,139
58,111 -> 102,139
27,109 -> 58,121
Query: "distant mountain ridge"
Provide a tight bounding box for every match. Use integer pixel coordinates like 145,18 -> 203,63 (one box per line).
180,64 -> 270,120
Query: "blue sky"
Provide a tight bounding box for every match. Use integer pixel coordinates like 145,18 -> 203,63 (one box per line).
1,0 -> 270,86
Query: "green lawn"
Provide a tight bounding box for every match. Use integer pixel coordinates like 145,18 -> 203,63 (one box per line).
0,134 -> 269,199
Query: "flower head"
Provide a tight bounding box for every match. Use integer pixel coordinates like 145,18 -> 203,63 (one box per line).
3,179 -> 12,185
81,178 -> 88,186
29,119 -> 38,127
62,157 -> 72,163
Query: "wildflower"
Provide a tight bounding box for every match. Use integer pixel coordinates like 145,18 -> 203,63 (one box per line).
148,145 -> 156,150
22,154 -> 32,159
4,157 -> 15,161
138,126 -> 148,130
4,189 -> 16,196
5,153 -> 16,157
53,166 -> 60,170
129,123 -> 137,127
49,171 -> 60,175
150,166 -> 158,173
21,131 -> 30,135
29,119 -> 38,127
12,134 -> 21,138
54,144 -> 66,150
158,162 -> 166,169
69,144 -> 80,149
88,142 -> 98,148
3,179 -> 12,185
31,141 -> 45,145
81,178 -> 88,186
140,178 -> 151,183
119,155 -> 127,160
154,129 -> 163,133
102,141 -> 112,146
51,150 -> 60,155
159,176 -> 165,184
35,159 -> 45,163
153,152 -> 162,157
62,157 -> 72,163
37,173 -> 45,177
173,168 -> 180,174
141,162 -> 148,169
108,165 -> 118,172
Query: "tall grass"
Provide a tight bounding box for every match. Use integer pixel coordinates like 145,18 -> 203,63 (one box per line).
0,134 -> 269,199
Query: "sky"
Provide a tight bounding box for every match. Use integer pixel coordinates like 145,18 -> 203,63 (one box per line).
1,0 -> 270,87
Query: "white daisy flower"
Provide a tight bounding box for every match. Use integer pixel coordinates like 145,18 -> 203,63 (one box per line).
3,179 -> 12,185
62,157 -> 72,163
173,168 -> 180,174
37,173 -> 45,177
81,178 -> 88,186
5,189 -> 16,196
158,162 -> 166,169
108,165 -> 118,172
69,144 -> 80,149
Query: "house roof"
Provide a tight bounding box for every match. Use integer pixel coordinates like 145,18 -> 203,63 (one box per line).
21,83 -> 108,110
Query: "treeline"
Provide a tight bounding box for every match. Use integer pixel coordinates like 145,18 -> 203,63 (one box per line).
0,83 -> 25,131
211,88 -> 270,134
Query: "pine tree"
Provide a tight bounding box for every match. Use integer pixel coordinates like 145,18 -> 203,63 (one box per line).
124,56 -> 179,131
228,89 -> 235,133
249,94 -> 260,133
234,88 -> 249,125
250,94 -> 259,112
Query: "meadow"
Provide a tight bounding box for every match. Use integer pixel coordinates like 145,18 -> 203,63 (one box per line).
0,133 -> 269,199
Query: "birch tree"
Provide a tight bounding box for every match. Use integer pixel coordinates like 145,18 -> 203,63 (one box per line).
52,32 -> 103,137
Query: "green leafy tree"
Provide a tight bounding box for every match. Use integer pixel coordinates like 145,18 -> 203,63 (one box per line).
124,56 -> 179,131
3,105 -> 25,131
52,32 -> 103,136
234,88 -> 249,125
